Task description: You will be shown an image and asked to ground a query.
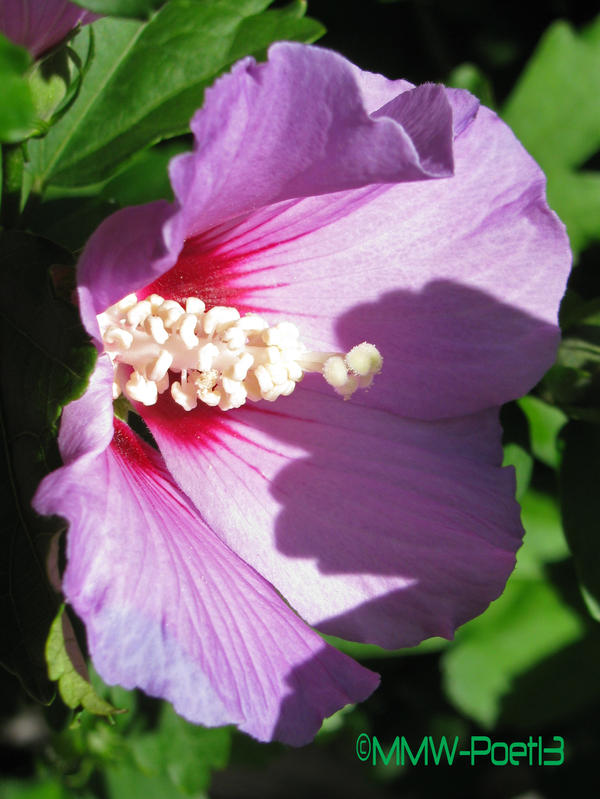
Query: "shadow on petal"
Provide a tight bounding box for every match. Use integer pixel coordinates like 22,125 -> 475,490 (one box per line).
141,279 -> 560,648
332,278 -> 560,419
228,280 -> 558,645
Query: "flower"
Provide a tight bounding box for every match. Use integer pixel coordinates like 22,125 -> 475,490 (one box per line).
0,0 -> 97,58
34,43 -> 571,744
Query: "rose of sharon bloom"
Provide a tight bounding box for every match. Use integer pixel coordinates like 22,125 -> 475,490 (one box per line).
34,43 -> 570,744
0,0 -> 97,58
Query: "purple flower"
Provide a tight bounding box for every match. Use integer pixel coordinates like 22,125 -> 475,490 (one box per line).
0,0 -> 97,58
34,43 -> 570,744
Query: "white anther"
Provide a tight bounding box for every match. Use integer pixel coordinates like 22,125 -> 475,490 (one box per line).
286,361 -> 303,381
100,291 -> 382,413
125,371 -> 158,406
222,377 -> 248,407
199,389 -> 221,407
255,364 -> 274,393
197,342 -> 219,371
158,300 -> 185,329
178,314 -> 199,349
323,356 -> 349,388
112,381 -> 122,400
231,352 -> 254,381
279,379 -> 296,396
116,293 -> 138,314
261,327 -> 280,346
171,380 -> 197,411
237,314 -> 269,332
146,315 -> 169,344
266,346 -> 281,363
222,326 -> 246,351
104,326 -> 133,350
263,383 -> 290,402
203,306 -> 240,335
186,297 -> 205,315
266,362 -> 289,385
148,349 -> 173,382
345,342 -> 383,377
126,300 -> 152,328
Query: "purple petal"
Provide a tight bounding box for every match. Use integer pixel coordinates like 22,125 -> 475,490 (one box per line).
77,200 -> 179,340
33,385 -> 378,744
169,42 -> 455,237
142,92 -> 568,419
0,0 -> 98,58
76,45 -> 456,342
138,385 -> 522,648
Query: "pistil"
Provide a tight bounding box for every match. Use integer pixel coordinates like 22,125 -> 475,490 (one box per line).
98,293 -> 382,412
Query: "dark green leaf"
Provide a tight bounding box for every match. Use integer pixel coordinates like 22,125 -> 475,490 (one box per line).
0,34 -> 36,143
560,421 -> 600,620
0,231 -> 95,701
73,0 -> 164,17
28,0 -> 324,190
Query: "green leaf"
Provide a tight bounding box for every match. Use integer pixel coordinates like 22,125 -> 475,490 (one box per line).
446,62 -> 495,108
0,34 -> 36,143
442,577 -> 585,728
0,231 -> 95,701
46,605 -> 122,717
323,633 -> 448,660
502,442 -> 533,500
73,0 -> 164,17
560,421 -> 600,621
518,395 -> 567,469
103,766 -> 186,799
539,297 -> 600,420
502,16 -> 600,255
28,0 -> 324,190
129,704 -> 231,794
0,778 -> 92,799
23,139 -> 188,251
100,139 -> 188,206
441,480 -> 574,728
517,489 -> 569,578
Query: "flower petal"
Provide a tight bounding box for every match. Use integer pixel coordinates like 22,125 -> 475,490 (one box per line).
33,381 -> 378,744
144,92 -> 569,419
77,200 -> 178,340
138,383 -> 522,649
169,42 -> 454,237
0,0 -> 98,58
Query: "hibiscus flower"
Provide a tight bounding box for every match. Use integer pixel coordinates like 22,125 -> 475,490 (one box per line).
34,43 -> 570,745
0,0 -> 97,58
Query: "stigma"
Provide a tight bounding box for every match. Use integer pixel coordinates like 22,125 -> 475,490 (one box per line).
98,293 -> 382,412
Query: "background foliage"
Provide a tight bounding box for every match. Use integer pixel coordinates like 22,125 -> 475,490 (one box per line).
1,1 -> 599,796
